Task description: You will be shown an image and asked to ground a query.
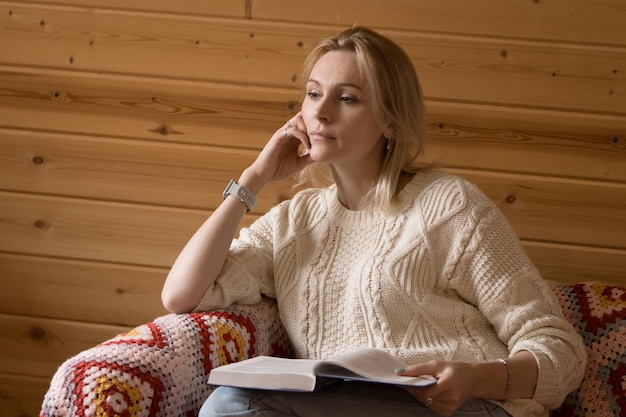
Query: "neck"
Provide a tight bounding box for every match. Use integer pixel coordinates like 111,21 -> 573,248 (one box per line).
329,144 -> 386,211
332,169 -> 378,211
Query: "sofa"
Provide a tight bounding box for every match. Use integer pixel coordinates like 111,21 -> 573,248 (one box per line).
39,280 -> 626,417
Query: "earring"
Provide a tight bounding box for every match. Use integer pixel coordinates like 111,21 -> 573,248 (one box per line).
386,137 -> 391,150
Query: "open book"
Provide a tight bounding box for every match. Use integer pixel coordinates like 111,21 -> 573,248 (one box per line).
207,348 -> 437,392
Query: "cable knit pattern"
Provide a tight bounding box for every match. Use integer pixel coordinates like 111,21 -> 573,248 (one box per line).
196,170 -> 586,417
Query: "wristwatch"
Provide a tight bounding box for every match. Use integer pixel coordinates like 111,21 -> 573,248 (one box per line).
222,179 -> 256,212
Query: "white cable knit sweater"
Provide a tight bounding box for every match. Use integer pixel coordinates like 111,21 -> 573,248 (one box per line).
196,170 -> 586,417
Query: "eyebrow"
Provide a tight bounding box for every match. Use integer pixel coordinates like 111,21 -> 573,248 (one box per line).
306,78 -> 365,91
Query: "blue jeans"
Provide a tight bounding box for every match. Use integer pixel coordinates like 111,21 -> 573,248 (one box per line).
199,382 -> 511,417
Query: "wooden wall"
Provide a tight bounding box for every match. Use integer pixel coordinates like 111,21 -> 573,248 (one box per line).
1,0 -> 625,415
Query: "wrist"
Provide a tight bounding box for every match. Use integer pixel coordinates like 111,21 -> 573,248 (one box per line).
238,168 -> 268,195
471,361 -> 509,400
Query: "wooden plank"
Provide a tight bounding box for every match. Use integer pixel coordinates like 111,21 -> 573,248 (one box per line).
251,0 -> 626,47
11,0 -> 626,46
0,64 -> 298,149
405,34 -> 625,114
0,313 -> 128,378
0,130 -> 297,211
0,373 -> 49,417
14,0 -> 247,18
525,242 -> 626,287
455,170 -> 626,249
427,101 -> 626,183
0,253 -> 168,325
0,130 -> 258,209
1,5 -> 624,113
0,4 -> 306,89
0,192 -> 223,267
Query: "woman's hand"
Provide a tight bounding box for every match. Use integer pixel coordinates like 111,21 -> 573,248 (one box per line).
397,352 -> 536,416
247,112 -> 314,187
396,360 -> 479,417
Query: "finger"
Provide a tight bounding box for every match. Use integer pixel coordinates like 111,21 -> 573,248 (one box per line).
397,360 -> 441,378
404,387 -> 439,412
290,113 -> 311,149
285,113 -> 300,130
424,396 -> 434,409
406,387 -> 457,417
282,117 -> 297,140
284,125 -> 311,151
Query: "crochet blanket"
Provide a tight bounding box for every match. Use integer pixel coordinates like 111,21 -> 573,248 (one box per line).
549,281 -> 626,417
40,282 -> 626,417
40,298 -> 293,417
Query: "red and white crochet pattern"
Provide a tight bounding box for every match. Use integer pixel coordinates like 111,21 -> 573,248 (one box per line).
549,281 -> 626,417
40,298 -> 293,417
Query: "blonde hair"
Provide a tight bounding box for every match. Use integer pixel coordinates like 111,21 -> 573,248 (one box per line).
297,26 -> 428,211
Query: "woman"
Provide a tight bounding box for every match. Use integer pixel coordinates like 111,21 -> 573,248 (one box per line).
161,26 -> 586,417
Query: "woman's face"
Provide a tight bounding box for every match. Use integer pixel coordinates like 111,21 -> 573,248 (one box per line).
301,50 -> 386,174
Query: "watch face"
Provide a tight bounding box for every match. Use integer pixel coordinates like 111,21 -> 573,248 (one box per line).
223,179 -> 236,200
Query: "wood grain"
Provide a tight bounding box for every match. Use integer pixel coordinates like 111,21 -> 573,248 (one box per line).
525,241 -> 626,286
0,313 -> 127,377
0,373 -> 50,417
12,0 -> 626,46
15,0 -> 248,19
455,170 -> 626,249
1,4 -> 624,112
0,253 -> 168,325
250,0 -> 626,46
0,191 -> 223,267
0,64 -> 297,148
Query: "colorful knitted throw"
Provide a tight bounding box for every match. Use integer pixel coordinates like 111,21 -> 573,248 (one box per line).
549,281 -> 626,417
40,298 -> 293,417
40,282 -> 626,417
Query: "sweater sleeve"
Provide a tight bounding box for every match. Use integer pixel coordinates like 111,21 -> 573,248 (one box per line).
193,208 -> 279,312
450,183 -> 586,409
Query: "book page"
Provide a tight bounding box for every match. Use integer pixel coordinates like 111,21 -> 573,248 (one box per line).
208,356 -> 319,391
315,348 -> 436,387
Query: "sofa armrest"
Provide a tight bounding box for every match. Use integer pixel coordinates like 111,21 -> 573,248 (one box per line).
548,281 -> 626,417
40,297 -> 294,417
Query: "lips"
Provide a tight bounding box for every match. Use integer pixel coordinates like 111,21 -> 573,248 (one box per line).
308,130 -> 335,140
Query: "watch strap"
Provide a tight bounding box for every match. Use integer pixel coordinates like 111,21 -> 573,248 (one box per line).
222,179 -> 256,212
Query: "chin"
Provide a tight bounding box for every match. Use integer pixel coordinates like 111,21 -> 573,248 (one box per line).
307,149 -> 330,163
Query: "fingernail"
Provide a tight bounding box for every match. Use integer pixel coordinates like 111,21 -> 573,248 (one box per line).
394,368 -> 405,374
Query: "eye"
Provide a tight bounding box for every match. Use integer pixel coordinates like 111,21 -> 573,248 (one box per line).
307,91 -> 320,99
340,95 -> 357,103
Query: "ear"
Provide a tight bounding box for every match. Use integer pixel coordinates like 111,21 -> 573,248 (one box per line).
383,122 -> 393,140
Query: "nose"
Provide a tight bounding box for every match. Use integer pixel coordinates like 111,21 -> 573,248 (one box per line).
313,95 -> 333,122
